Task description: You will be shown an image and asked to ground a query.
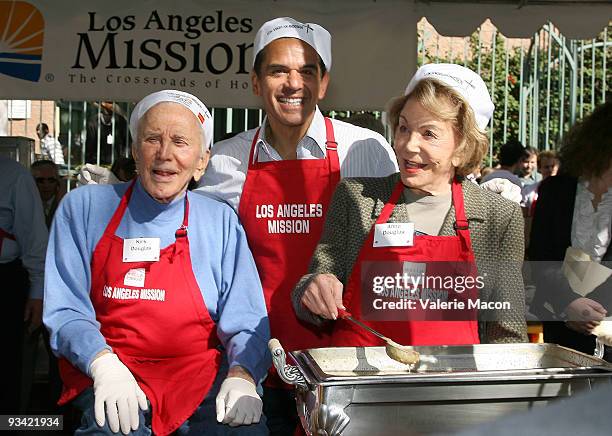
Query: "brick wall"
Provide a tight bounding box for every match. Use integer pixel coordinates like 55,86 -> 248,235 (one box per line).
7,100 -> 58,154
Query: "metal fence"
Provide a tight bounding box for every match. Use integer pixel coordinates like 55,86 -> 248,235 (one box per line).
6,20 -> 611,177
418,20 -> 611,164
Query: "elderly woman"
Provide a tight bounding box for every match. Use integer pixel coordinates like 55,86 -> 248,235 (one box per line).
44,91 -> 270,435
292,64 -> 527,346
529,101 -> 612,360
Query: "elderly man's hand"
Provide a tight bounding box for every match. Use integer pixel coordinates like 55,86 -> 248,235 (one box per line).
90,352 -> 148,435
23,298 -> 43,334
301,273 -> 345,320
77,164 -> 120,187
216,366 -> 262,427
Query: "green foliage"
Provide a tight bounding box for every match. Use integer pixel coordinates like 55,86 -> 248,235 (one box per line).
418,23 -> 611,165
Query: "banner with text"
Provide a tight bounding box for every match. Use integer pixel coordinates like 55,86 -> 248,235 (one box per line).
0,0 -> 417,110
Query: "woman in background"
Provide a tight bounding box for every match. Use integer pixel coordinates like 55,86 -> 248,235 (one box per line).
529,101 -> 612,360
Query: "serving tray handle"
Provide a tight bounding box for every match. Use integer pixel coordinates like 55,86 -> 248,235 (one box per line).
268,338 -> 308,389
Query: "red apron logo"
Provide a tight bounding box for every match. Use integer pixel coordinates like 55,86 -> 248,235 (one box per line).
0,1 -> 44,82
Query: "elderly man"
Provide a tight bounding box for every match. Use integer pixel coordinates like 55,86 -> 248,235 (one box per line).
44,91 -> 270,435
196,17 -> 398,434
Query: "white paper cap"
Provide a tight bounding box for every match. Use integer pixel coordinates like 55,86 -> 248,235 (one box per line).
129,90 -> 213,149
253,17 -> 332,71
404,63 -> 494,130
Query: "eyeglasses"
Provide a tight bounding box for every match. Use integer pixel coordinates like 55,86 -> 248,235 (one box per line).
35,177 -> 58,184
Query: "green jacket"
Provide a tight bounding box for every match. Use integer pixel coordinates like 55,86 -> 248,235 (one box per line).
292,173 -> 528,343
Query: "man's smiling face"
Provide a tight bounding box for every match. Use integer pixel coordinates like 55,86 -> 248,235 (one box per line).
251,38 -> 329,131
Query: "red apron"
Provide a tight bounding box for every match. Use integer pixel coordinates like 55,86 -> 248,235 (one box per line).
238,118 -> 340,387
331,179 -> 480,346
58,181 -> 221,436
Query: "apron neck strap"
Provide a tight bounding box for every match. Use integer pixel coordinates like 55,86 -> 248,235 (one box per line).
324,117 -> 340,174
175,194 -> 190,238
324,117 -> 337,151
451,177 -> 473,251
451,178 -> 469,232
248,128 -> 261,168
105,179 -> 137,236
376,181 -> 405,224
248,118 -> 339,168
377,178 -> 472,239
104,179 -> 191,238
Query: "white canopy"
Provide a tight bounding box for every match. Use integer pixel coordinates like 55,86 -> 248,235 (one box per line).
417,0 -> 611,39
0,0 -> 609,109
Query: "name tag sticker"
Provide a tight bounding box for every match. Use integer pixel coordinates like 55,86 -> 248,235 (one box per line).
123,238 -> 160,262
373,223 -> 414,247
124,268 -> 145,287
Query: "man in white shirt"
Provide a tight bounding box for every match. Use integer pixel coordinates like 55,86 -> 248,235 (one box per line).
196,17 -> 398,435
36,123 -> 65,166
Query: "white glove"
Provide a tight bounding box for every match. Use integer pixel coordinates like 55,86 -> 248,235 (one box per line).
480,178 -> 523,203
78,164 -> 120,187
215,377 -> 262,427
89,353 -> 148,434
593,319 -> 612,346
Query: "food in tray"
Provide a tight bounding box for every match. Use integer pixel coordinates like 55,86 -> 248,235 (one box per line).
337,308 -> 421,365
385,339 -> 420,365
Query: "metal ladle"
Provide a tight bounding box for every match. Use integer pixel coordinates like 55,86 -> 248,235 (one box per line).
337,308 -> 420,365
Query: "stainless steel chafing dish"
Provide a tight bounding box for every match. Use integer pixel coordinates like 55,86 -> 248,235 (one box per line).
270,341 -> 612,435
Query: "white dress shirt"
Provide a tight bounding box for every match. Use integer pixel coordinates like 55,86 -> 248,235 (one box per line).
0,157 -> 48,298
40,133 -> 65,165
571,179 -> 612,262
197,108 -> 399,211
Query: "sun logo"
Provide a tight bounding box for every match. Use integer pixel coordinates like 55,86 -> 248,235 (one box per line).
0,1 -> 44,82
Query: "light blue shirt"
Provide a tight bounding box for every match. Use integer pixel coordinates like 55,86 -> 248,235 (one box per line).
43,179 -> 270,380
520,171 -> 542,186
0,157 -> 48,298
